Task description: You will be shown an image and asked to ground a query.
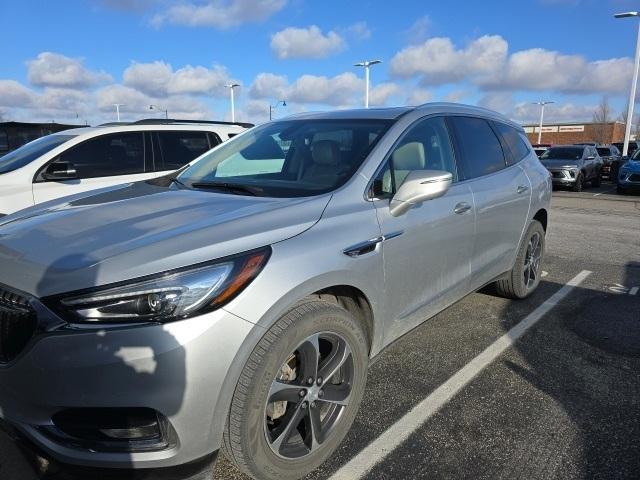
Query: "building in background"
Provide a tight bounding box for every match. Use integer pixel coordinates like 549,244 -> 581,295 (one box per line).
522,121 -> 629,145
0,121 -> 84,155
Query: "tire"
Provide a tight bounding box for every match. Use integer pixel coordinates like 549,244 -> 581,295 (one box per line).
617,185 -> 626,195
571,174 -> 583,192
222,300 -> 369,480
592,174 -> 601,187
495,220 -> 546,299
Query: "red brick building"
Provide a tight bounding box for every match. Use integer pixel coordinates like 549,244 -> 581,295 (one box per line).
523,121 -> 628,145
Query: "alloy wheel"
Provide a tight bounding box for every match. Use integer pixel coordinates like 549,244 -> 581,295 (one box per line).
523,231 -> 542,290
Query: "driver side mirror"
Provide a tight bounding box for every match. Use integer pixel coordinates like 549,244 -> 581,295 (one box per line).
389,170 -> 453,217
41,160 -> 78,181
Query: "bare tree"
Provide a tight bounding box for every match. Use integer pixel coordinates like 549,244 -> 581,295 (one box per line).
592,96 -> 611,144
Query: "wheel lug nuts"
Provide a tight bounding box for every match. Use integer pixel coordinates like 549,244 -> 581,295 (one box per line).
301,402 -> 308,409
318,390 -> 324,398
299,389 -> 306,397
311,402 -> 316,408
307,377 -> 314,385
316,377 -> 323,385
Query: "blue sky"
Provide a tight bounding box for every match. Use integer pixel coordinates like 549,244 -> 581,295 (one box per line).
1,0 -> 639,125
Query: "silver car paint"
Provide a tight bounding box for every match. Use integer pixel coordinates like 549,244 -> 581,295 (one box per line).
0,103 -> 551,471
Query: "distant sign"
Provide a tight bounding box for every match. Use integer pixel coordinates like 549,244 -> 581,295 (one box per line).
524,125 -> 585,133
559,125 -> 585,132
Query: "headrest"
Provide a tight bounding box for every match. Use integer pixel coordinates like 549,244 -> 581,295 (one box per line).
311,140 -> 340,166
392,142 -> 425,171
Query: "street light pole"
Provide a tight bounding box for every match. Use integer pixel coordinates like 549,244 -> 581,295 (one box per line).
224,83 -> 240,122
269,100 -> 287,121
113,104 -> 125,122
532,101 -> 554,144
615,12 -> 640,157
149,104 -> 168,120
354,59 -> 382,108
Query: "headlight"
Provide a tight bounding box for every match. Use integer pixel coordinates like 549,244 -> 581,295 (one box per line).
51,248 -> 270,324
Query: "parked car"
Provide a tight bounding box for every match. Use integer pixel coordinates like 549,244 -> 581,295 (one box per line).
532,143 -> 551,158
0,119 -> 251,216
0,104 -> 551,480
612,140 -> 640,157
539,144 -> 602,191
617,151 -> 640,194
596,144 -> 622,181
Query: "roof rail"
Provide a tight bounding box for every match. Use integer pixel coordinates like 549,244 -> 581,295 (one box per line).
131,118 -> 254,128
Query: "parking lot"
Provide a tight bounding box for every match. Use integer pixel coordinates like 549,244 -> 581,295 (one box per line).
1,188 -> 639,480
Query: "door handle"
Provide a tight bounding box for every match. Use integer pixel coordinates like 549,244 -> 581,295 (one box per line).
516,185 -> 529,194
454,202 -> 472,214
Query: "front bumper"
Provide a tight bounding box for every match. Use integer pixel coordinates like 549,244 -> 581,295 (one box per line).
618,171 -> 640,189
547,168 -> 578,185
0,302 -> 255,470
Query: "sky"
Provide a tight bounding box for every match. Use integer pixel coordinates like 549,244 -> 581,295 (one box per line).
1,0 -> 639,126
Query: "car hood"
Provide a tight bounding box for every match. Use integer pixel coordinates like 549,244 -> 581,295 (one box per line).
0,181 -> 331,297
540,159 -> 583,169
621,160 -> 640,172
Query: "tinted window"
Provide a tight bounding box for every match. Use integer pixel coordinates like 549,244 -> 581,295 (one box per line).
372,116 -> 456,197
156,131 -> 214,171
493,122 -> 530,165
0,130 -> 8,152
447,116 -> 506,180
180,119 -> 391,197
596,147 -> 611,156
0,134 -> 75,174
540,147 -> 584,160
58,132 -> 145,179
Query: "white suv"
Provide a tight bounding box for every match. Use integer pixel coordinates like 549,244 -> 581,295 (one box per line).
0,119 -> 251,216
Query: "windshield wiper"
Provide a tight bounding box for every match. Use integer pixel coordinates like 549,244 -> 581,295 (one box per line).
190,181 -> 261,196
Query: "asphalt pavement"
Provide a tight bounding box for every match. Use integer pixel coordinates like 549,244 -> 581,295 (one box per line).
1,187 -> 639,480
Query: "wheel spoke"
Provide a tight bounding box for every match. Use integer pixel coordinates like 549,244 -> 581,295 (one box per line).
270,404 -> 305,454
304,406 -> 324,452
318,341 -> 351,386
320,383 -> 351,406
297,334 -> 321,381
268,380 -> 304,403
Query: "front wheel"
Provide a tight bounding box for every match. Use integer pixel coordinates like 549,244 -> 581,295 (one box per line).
222,300 -> 369,480
592,173 -> 601,187
572,174 -> 583,192
495,220 -> 546,299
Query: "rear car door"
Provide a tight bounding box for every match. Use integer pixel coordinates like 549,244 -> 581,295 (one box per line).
371,115 -> 475,341
33,132 -> 153,205
153,131 -> 218,173
447,116 -> 531,290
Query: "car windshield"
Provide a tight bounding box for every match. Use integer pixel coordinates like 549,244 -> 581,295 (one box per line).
540,147 -> 583,160
630,149 -> 640,160
0,134 -> 76,174
178,119 -> 392,197
596,148 -> 611,156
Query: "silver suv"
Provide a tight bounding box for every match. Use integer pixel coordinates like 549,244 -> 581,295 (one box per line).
0,103 -> 551,480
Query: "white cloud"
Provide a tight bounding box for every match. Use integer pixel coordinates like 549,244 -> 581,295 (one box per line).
511,101 -> 596,123
271,25 -> 345,60
406,88 -> 433,105
443,90 -> 469,103
122,61 -> 230,97
369,82 -> 400,106
0,80 -> 34,107
249,72 -> 288,99
27,52 -> 111,89
346,21 -> 371,41
404,16 -> 431,44
150,0 -> 286,29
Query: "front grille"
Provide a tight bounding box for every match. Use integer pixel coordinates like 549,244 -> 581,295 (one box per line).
629,173 -> 640,182
552,171 -> 564,179
0,287 -> 38,364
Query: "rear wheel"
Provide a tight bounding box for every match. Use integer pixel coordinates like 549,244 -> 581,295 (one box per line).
592,173 -> 601,187
222,300 -> 368,480
495,220 -> 545,299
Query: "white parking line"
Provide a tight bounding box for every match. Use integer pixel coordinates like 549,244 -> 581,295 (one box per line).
329,270 -> 592,480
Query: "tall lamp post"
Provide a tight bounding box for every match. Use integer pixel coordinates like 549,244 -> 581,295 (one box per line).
149,104 -> 168,119
113,103 -> 125,122
532,101 -> 554,144
615,11 -> 640,157
354,59 -> 382,108
269,100 -> 287,121
225,83 -> 240,122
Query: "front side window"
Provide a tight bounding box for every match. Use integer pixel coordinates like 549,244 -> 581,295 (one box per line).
541,147 -> 584,160
58,132 -> 145,179
493,122 -> 530,166
371,116 -> 457,197
447,116 -> 506,180
156,131 -> 215,171
0,134 -> 76,174
179,119 -> 392,197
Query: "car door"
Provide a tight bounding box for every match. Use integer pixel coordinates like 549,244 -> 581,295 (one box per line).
447,116 -> 532,290
370,116 -> 475,341
33,131 -> 154,205
153,130 -> 219,173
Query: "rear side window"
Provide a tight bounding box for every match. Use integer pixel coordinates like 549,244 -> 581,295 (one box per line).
58,132 -> 145,179
447,116 -> 506,180
493,122 -> 530,165
156,131 -> 215,171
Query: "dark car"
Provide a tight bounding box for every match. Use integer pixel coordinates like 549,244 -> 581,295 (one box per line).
597,145 -> 622,181
612,141 -> 640,158
540,145 -> 602,191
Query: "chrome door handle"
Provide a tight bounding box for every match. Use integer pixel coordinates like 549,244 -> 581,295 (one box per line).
517,185 -> 529,194
454,202 -> 472,214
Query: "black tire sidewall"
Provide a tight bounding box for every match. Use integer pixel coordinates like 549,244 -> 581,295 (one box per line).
232,301 -> 368,480
509,221 -> 546,299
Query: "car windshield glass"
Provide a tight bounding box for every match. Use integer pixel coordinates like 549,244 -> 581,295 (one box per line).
178,119 -> 392,197
540,147 -> 583,160
596,148 -> 611,156
0,134 -> 76,174
631,149 -> 640,160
